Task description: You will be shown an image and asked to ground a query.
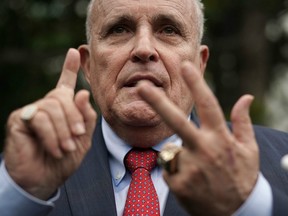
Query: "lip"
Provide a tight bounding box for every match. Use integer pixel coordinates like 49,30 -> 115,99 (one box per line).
123,74 -> 163,88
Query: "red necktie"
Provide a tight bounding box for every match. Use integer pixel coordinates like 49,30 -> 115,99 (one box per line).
123,148 -> 160,216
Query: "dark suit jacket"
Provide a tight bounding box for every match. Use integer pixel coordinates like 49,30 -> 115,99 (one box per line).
1,117 -> 288,215
48,117 -> 190,216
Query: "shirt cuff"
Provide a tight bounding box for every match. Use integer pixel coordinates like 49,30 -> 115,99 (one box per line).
0,161 -> 60,216
233,172 -> 272,216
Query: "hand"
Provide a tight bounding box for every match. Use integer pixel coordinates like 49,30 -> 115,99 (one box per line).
4,49 -> 97,200
138,62 -> 259,216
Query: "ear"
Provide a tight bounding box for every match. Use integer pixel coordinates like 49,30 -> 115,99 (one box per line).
199,45 -> 209,76
78,45 -> 91,84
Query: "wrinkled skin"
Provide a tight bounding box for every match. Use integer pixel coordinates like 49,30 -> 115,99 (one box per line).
5,49 -> 97,199
79,0 -> 209,147
3,0 -> 259,215
138,64 -> 258,215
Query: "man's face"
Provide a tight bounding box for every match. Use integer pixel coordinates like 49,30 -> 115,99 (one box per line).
80,0 -> 208,137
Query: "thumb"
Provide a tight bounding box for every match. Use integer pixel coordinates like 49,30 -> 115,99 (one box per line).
230,94 -> 255,144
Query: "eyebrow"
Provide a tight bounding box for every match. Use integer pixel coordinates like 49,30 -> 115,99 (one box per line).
102,14 -> 136,30
152,13 -> 189,39
99,13 -> 186,37
151,13 -> 185,31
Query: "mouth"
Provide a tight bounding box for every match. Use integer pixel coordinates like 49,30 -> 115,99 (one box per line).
123,75 -> 163,88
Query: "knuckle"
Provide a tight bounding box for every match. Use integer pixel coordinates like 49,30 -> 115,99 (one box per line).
34,111 -> 49,123
187,165 -> 201,179
44,98 -> 62,108
197,96 -> 216,109
37,98 -> 63,115
44,94 -> 83,124
172,167 -> 201,197
200,142 -> 225,165
46,87 -> 72,98
7,109 -> 21,126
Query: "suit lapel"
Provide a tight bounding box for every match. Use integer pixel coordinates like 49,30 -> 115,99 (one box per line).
163,191 -> 190,216
62,114 -> 199,216
64,120 -> 117,216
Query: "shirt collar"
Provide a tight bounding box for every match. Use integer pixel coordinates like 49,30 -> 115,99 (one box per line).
102,117 -> 182,186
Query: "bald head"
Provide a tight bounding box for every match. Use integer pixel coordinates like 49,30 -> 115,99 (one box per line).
85,0 -> 205,44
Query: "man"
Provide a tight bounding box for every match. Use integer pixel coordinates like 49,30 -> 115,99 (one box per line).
1,0 -> 288,215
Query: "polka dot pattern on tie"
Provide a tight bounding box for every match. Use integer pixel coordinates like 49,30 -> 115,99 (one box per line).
123,148 -> 160,216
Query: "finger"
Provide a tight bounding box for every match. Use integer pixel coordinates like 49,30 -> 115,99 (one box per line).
36,99 -> 76,152
28,111 -> 63,158
162,150 -> 200,195
56,48 -> 80,94
75,90 -> 97,153
46,89 -> 86,137
181,62 -> 226,130
230,94 -> 255,144
137,81 -> 198,147
74,90 -> 97,149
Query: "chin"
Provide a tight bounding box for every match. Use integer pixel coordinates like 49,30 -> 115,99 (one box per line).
105,107 -> 174,146
112,101 -> 161,126
123,112 -> 161,127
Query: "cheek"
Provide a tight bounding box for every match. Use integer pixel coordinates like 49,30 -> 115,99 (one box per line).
163,51 -> 195,114
88,46 -> 128,109
90,44 -> 128,85
90,46 -> 111,82
170,79 -> 194,114
89,66 -> 116,110
166,44 -> 199,110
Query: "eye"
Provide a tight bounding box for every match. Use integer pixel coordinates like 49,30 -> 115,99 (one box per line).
161,26 -> 179,35
113,26 -> 126,34
109,25 -> 130,35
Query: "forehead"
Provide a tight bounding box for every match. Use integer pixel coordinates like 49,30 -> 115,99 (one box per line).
93,0 -> 195,23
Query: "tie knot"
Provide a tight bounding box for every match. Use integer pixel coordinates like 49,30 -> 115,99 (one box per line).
125,148 -> 158,173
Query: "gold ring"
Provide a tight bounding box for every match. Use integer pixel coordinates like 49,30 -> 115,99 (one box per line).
20,104 -> 39,122
158,143 -> 182,174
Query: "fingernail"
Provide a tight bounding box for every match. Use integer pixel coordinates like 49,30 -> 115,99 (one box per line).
64,138 -> 76,151
73,123 -> 86,135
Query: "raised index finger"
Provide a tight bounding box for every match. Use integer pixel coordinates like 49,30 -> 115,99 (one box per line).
56,48 -> 81,93
137,81 -> 198,146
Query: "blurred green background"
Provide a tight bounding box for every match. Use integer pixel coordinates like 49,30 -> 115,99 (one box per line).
1,0 -> 288,151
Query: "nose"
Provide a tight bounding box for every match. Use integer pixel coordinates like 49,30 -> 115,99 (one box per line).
130,30 -> 159,63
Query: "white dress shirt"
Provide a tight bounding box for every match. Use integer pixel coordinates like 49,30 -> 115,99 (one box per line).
102,117 -> 273,216
0,117 -> 273,216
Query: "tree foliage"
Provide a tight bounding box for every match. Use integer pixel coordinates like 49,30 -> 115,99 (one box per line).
0,0 -> 287,151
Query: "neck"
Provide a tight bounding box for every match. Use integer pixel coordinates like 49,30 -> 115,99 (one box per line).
108,121 -> 174,148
